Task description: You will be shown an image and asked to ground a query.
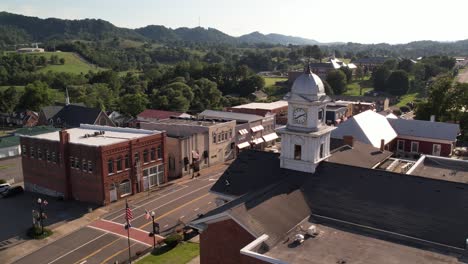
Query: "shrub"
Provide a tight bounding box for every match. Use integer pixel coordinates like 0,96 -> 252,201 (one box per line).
27,226 -> 53,239
0,179 -> 6,184
164,233 -> 183,248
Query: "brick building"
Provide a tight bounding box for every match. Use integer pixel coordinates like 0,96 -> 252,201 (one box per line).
226,101 -> 288,125
20,124 -> 167,205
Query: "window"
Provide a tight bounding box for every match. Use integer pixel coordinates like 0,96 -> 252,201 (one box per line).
157,146 -> 162,159
37,148 -> 42,160
150,148 -> 156,161
21,145 -> 26,156
108,159 -> 114,174
143,164 -> 165,189
294,145 -> 302,160
51,152 -> 56,163
75,158 -> 80,170
46,150 -> 50,162
134,152 -> 139,163
143,149 -> 149,163
318,109 -> 324,121
411,141 -> 419,153
30,146 -> 34,158
320,143 -> 324,159
397,140 -> 405,151
119,180 -> 131,196
213,134 -> 216,143
117,156 -> 122,171
70,157 -> 75,168
82,159 -> 87,171
125,155 -> 130,169
433,144 -> 441,156
88,161 -> 93,173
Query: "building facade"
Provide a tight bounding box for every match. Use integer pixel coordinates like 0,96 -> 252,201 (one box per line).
21,124 -> 167,205
226,101 -> 288,125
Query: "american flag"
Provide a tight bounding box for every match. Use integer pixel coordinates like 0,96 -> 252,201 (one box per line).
144,209 -> 151,220
125,200 -> 133,222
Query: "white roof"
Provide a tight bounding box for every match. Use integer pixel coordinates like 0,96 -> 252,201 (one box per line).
26,124 -> 159,146
347,63 -> 357,69
232,101 -> 288,110
291,70 -> 325,99
331,110 -> 397,148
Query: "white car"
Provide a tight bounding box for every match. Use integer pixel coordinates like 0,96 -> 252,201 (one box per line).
0,183 -> 11,195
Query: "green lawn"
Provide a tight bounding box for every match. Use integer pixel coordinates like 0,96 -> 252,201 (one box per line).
395,93 -> 420,107
344,77 -> 373,96
137,242 -> 199,264
263,77 -> 287,88
0,85 -> 24,92
31,52 -> 103,74
0,85 -> 64,103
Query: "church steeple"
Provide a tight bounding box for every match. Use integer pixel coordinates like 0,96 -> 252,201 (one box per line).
276,65 -> 336,174
65,87 -> 70,106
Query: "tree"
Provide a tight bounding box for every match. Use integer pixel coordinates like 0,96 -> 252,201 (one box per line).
304,45 -> 322,61
59,58 -> 65,65
119,93 -> 149,117
355,66 -> 365,80
19,81 -> 53,111
398,59 -> 414,73
0,86 -> 21,113
372,66 -> 391,91
386,70 -> 409,96
326,70 -> 347,95
238,75 -> 265,97
340,67 -> 353,83
151,82 -> 194,112
191,78 -> 222,111
50,55 -> 59,65
323,81 -> 334,96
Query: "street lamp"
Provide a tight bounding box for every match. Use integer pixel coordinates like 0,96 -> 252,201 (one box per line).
36,198 -> 48,235
148,211 -> 159,249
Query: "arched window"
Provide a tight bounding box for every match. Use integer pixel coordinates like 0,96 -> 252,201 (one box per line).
150,148 -> 156,161
117,156 -> 122,171
143,149 -> 149,163
157,146 -> 162,159
108,159 -> 114,174
125,155 -> 130,169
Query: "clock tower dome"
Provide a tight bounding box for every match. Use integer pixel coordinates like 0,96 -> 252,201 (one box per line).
277,66 -> 336,173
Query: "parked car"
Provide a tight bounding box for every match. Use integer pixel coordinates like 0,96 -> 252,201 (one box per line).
3,186 -> 24,198
0,183 -> 11,195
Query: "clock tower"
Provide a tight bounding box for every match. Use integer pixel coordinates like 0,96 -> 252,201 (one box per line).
277,66 -> 336,173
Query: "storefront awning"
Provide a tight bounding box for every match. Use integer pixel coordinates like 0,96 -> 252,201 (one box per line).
251,125 -> 264,132
238,129 -> 249,135
251,137 -> 265,145
237,141 -> 250,149
262,133 -> 279,142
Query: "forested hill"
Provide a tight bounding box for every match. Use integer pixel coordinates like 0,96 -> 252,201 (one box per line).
0,11 -> 320,45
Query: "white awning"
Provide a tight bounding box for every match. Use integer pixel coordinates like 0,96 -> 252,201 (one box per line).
238,129 -> 248,135
251,137 -> 265,145
262,133 -> 279,142
251,125 -> 264,132
237,142 -> 250,149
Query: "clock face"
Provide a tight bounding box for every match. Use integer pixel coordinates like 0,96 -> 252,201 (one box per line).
293,108 -> 307,125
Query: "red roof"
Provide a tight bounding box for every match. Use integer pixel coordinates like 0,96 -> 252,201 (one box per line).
137,109 -> 182,120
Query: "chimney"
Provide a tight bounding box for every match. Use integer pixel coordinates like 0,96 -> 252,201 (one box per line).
430,115 -> 435,122
343,135 -> 354,147
380,139 -> 385,152
59,129 -> 70,145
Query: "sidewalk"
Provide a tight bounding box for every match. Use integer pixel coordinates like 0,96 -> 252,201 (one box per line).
1,161 -> 229,263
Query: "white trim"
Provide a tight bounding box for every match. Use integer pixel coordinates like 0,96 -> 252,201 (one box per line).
410,141 -> 419,153
237,142 -> 251,149
190,212 -> 230,226
240,234 -> 287,264
406,155 -> 426,175
432,144 -> 442,156
262,133 -> 279,142
209,190 -> 238,202
397,139 -> 405,151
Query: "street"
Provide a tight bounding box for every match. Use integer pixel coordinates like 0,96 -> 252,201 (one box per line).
12,167 -> 224,264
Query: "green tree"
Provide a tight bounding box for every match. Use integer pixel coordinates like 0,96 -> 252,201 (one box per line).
119,93 -> 148,117
326,70 -> 347,95
340,67 -> 353,83
19,81 -> 53,111
191,78 -> 222,111
355,66 -> 365,80
59,58 -> 65,65
238,75 -> 265,97
372,66 -> 391,91
398,59 -> 414,73
386,70 -> 409,96
151,82 -> 194,112
0,86 -> 21,113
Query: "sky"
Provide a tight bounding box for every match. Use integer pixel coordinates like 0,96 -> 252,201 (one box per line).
1,0 -> 468,44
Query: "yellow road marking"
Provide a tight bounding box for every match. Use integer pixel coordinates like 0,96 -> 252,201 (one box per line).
138,193 -> 210,229
99,242 -> 137,264
73,238 -> 120,264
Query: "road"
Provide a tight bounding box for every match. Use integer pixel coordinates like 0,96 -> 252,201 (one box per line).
13,167 -> 225,264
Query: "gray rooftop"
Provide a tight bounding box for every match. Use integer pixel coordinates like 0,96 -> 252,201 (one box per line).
198,110 -> 264,123
150,116 -> 231,127
410,156 -> 468,184
388,118 -> 460,142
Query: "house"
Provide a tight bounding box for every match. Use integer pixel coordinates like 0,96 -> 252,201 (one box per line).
331,110 -> 397,149
107,111 -> 134,127
388,118 -> 460,157
20,124 -> 167,205
141,117 -> 236,179
38,104 -> 114,128
137,109 -> 189,123
198,110 -> 278,152
352,57 -> 390,71
331,95 -> 392,112
226,101 -> 288,125
0,110 -> 39,127
190,67 -> 468,264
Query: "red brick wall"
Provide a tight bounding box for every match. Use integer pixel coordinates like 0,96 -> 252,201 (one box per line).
200,219 -> 256,264
392,137 -> 452,157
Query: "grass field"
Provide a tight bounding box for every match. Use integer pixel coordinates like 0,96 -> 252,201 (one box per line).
137,242 -> 199,264
30,52 -> 103,74
264,77 -> 287,88
344,77 -> 373,96
395,92 -> 420,107
0,85 -> 64,103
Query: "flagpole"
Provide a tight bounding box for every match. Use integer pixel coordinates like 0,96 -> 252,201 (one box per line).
126,199 -> 132,264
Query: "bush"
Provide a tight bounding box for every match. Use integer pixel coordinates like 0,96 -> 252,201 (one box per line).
164,233 -> 183,248
27,226 -> 53,239
0,179 -> 6,184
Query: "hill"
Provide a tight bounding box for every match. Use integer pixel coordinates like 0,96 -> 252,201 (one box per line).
238,31 -> 319,45
33,52 -> 104,74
